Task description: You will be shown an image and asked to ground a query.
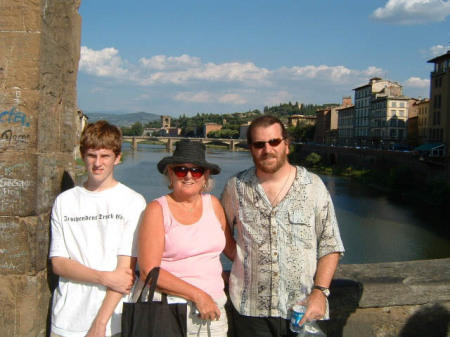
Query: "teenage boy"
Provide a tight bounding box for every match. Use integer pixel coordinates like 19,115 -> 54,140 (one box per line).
49,120 -> 146,337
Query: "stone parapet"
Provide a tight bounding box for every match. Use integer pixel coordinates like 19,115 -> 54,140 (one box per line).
325,258 -> 450,336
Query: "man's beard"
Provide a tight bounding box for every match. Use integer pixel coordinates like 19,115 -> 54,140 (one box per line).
253,152 -> 287,174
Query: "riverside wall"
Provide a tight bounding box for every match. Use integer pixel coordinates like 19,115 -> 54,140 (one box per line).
0,1 -> 81,336
292,144 -> 450,184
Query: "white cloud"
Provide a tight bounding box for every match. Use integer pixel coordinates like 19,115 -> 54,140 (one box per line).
139,54 -> 202,70
429,45 -> 450,56
371,0 -> 450,25
79,46 -> 395,113
174,91 -> 214,103
174,91 -> 249,105
404,77 -> 430,88
79,46 -> 128,77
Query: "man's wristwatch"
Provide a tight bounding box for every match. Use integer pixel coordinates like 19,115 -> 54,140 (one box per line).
312,285 -> 330,297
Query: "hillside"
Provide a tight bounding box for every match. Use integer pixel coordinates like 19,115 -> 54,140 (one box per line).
85,111 -> 160,127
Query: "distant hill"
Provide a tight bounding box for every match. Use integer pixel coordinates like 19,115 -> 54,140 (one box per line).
85,111 -> 161,127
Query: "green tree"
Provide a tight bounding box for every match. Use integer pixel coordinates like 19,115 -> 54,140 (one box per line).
130,121 -> 144,136
304,152 -> 322,168
287,122 -> 316,143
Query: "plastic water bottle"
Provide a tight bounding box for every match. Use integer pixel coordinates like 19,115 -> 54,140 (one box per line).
289,304 -> 306,333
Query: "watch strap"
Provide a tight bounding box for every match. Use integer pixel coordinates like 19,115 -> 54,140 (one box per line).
312,285 -> 330,297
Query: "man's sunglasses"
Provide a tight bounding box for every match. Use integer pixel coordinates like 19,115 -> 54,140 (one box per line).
172,166 -> 206,179
251,137 -> 286,149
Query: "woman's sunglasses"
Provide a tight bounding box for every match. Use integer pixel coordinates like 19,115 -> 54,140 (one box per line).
172,166 -> 206,179
251,137 -> 286,149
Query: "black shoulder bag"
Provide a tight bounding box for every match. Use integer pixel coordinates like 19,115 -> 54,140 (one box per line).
121,267 -> 187,337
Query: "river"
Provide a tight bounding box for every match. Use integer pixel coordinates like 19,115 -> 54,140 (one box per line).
78,143 -> 450,265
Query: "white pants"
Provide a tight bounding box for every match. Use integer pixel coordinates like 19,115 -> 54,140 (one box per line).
186,295 -> 228,337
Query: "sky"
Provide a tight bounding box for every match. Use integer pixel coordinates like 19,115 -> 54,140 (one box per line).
77,0 -> 450,117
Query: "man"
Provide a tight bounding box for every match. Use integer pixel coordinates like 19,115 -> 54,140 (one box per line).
49,121 -> 147,337
221,115 -> 344,337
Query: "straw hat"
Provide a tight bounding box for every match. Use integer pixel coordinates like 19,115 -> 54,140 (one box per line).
157,139 -> 221,175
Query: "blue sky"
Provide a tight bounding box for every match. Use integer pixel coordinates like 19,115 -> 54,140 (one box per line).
77,0 -> 450,117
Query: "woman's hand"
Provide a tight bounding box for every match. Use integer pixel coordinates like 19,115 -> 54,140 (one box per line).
193,291 -> 221,321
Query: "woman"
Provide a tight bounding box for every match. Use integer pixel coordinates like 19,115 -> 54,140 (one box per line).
137,139 -> 235,337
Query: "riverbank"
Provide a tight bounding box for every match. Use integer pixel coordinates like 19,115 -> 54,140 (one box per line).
289,147 -> 450,208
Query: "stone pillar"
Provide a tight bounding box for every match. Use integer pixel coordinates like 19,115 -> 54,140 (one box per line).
167,137 -> 174,151
229,140 -> 235,151
0,1 -> 81,336
131,137 -> 138,149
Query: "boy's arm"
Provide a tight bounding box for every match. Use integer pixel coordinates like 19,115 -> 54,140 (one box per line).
86,256 -> 136,337
51,256 -> 134,294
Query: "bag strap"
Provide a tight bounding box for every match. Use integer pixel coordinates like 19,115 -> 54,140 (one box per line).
136,267 -> 160,303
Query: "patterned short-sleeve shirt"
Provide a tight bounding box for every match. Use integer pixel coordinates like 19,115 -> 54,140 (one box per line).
221,166 -> 344,319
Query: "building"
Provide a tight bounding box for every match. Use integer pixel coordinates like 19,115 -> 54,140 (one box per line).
416,98 -> 431,145
315,97 -> 352,145
370,95 -> 410,149
161,115 -> 171,128
287,115 -> 316,127
142,127 -> 160,136
239,122 -> 250,140
337,105 -> 354,146
203,123 -> 222,137
407,98 -> 420,147
160,127 -> 181,137
426,50 -> 450,156
354,77 -> 403,147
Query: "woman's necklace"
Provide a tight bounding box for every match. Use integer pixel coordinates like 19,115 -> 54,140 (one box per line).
180,196 -> 200,213
270,166 -> 291,206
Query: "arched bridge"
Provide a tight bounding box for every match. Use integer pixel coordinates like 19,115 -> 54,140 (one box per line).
122,136 -> 248,151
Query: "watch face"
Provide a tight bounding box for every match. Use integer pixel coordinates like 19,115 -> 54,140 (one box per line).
323,288 -> 330,297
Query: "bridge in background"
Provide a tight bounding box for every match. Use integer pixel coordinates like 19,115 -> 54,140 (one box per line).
122,136 -> 248,151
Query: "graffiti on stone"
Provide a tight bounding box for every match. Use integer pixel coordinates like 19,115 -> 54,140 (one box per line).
0,106 -> 30,127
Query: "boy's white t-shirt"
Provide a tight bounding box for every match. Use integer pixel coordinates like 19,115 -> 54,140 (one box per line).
49,183 -> 146,337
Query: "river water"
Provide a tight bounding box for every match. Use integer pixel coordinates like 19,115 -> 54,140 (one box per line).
78,143 -> 450,265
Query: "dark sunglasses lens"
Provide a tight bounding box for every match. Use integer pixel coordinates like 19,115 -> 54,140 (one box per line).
252,138 -> 283,149
190,167 -> 205,178
268,138 -> 283,146
173,166 -> 188,177
252,141 -> 265,149
173,166 -> 205,179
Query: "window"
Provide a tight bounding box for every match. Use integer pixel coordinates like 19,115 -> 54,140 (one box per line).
392,102 -> 397,108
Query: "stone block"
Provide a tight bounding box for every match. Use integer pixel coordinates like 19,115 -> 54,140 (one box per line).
0,271 -> 51,337
1,89 -> 39,153
0,1 -> 41,32
41,0 -> 81,55
334,259 -> 450,307
0,214 -> 49,275
0,33 -> 41,89
0,154 -> 37,216
36,152 -> 75,214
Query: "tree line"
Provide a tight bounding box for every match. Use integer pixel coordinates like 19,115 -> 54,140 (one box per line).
121,102 -> 337,143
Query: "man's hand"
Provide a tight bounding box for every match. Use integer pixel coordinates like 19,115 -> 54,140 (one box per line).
103,267 -> 135,294
299,290 -> 326,325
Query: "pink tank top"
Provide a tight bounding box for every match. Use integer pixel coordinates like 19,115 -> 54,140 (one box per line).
156,194 -> 226,299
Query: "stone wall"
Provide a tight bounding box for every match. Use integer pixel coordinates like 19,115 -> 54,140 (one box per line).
0,1 -> 81,336
292,144 -> 450,184
325,258 -> 450,336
